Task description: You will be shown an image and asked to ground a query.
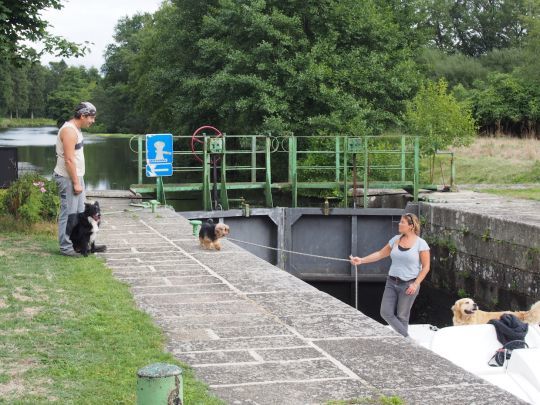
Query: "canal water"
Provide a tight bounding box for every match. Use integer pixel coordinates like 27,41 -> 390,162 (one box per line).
1,126 -> 457,327
0,126 -> 138,190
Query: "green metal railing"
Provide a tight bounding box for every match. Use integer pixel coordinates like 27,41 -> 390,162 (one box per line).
130,134 -> 432,210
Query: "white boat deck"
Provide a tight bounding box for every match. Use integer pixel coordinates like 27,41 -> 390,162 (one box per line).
409,323 -> 540,404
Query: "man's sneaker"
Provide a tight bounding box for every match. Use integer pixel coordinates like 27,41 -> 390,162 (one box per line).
91,244 -> 107,253
61,250 -> 82,258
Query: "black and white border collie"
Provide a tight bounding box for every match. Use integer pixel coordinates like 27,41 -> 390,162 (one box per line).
66,201 -> 102,256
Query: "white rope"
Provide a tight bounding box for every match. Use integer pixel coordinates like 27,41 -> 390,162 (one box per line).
227,237 -> 351,262
226,236 -> 359,309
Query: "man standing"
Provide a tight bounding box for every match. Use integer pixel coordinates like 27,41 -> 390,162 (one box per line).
53,102 -> 106,257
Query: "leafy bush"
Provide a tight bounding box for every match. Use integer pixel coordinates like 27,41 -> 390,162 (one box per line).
405,79 -> 477,155
0,173 -> 59,223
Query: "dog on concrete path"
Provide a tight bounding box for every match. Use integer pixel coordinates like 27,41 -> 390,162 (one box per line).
199,219 -> 229,251
452,298 -> 540,326
67,201 -> 106,256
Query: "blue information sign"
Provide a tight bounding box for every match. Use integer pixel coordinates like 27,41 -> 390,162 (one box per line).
146,134 -> 173,164
146,134 -> 173,177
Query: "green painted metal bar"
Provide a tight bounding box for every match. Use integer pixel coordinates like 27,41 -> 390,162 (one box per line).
290,136 -> 298,208
251,136 -> 257,183
156,177 -> 166,205
220,136 -> 229,210
138,135 -> 143,185
401,136 -> 406,182
363,136 -> 369,208
129,133 -> 441,210
264,135 -> 273,207
203,136 -> 211,211
414,136 -> 420,202
451,152 -> 456,188
343,135 -> 348,207
335,137 -> 340,183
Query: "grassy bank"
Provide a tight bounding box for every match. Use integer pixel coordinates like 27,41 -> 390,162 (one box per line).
0,118 -> 56,128
0,220 -> 222,404
422,137 -> 540,199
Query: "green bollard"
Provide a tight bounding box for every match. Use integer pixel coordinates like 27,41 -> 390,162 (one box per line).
190,220 -> 202,236
149,199 -> 159,213
136,363 -> 183,405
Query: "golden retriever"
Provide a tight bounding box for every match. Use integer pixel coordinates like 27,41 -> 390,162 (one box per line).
452,298 -> 540,326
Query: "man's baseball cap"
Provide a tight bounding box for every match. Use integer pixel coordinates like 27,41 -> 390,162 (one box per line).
75,101 -> 97,116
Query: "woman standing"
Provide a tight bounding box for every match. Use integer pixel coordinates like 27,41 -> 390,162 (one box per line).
350,213 -> 430,337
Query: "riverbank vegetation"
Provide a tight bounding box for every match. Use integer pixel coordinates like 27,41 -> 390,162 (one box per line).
0,118 -> 56,128
422,137 -> 540,200
0,176 -> 221,405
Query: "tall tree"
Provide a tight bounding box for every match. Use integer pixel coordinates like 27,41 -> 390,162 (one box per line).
28,63 -> 47,118
130,0 -> 423,136
420,0 -> 537,56
10,63 -> 30,118
0,58 -> 15,117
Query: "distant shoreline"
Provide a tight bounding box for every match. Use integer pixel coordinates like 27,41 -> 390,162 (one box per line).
0,118 -> 56,129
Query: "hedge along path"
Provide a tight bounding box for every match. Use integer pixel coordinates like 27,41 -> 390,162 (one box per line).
0,230 -> 223,404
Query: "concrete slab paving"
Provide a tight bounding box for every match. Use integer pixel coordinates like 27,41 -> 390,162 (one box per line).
91,195 -> 526,405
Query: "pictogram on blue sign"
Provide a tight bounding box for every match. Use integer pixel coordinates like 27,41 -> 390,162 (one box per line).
146,134 -> 173,177
146,134 -> 173,164
146,163 -> 173,177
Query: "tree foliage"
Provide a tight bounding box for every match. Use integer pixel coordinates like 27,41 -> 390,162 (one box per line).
405,79 -> 476,154
0,0 -> 87,62
0,60 -> 100,124
419,0 -> 536,56
99,0 -> 424,136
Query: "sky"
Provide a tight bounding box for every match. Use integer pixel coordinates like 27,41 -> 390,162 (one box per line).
38,0 -> 164,70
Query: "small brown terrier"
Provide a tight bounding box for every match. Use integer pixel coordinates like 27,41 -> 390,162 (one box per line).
199,219 -> 230,250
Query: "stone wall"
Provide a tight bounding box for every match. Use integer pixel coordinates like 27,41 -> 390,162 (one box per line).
417,199 -> 540,310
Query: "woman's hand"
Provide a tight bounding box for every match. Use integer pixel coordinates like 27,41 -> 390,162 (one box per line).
349,256 -> 362,265
406,282 -> 419,295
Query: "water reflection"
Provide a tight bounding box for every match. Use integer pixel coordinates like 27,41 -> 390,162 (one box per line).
0,127 -> 137,190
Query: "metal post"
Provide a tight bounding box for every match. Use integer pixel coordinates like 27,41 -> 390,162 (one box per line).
363,136 -> 369,208
450,152 -> 456,189
220,136 -> 229,210
335,136 -> 340,183
203,135 -> 211,210
264,135 -> 273,207
251,136 -> 257,183
138,135 -> 143,185
288,135 -> 293,184
343,136 -> 348,208
136,363 -> 183,405
414,136 -> 420,202
401,136 -> 406,182
290,136 -> 298,208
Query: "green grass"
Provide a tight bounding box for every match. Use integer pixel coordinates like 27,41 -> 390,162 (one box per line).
0,118 -> 56,128
419,137 -> 540,203
420,155 -> 540,185
0,224 -> 223,404
475,187 -> 540,201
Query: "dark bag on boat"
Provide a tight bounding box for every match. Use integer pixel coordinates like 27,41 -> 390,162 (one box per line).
487,313 -> 529,367
488,339 -> 528,367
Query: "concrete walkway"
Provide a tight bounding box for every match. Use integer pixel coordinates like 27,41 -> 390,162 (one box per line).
93,195 -> 523,405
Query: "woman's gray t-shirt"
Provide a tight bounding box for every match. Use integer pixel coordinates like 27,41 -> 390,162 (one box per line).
388,235 -> 430,281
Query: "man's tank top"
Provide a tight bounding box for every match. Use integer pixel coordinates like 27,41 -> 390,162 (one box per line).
54,121 -> 85,177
